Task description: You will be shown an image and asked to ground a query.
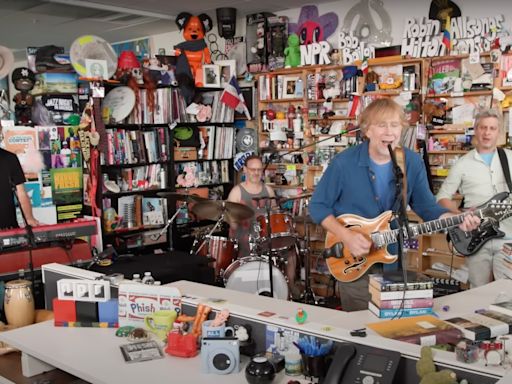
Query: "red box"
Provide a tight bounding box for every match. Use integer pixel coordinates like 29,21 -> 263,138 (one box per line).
53,298 -> 77,323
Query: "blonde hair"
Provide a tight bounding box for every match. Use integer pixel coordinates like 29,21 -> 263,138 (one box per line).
474,108 -> 503,131
358,98 -> 408,134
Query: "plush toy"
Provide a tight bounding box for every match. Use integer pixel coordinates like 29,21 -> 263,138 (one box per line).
284,33 -> 301,68
365,70 -> 379,92
251,22 -> 265,59
416,346 -> 458,384
174,12 -> 213,103
11,67 -> 35,125
323,70 -> 341,100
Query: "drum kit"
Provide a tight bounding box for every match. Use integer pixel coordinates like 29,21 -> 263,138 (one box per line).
158,191 -> 317,303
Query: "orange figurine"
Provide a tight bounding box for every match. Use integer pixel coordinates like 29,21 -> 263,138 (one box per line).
174,12 -> 213,103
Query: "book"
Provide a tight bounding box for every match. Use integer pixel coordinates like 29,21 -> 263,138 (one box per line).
369,274 -> 433,292
119,340 -> 164,363
489,300 -> 512,317
367,315 -> 463,346
372,297 -> 434,310
476,309 -> 512,333
445,317 -> 493,341
368,301 -> 433,319
369,284 -> 433,302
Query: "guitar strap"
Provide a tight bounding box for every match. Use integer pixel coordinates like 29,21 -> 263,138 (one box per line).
498,148 -> 512,193
395,147 -> 408,205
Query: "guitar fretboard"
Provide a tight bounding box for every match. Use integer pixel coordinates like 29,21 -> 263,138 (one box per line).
372,209 -> 484,247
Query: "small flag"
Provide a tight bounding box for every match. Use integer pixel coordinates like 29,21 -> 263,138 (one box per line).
361,57 -> 369,75
220,76 -> 251,120
442,16 -> 452,53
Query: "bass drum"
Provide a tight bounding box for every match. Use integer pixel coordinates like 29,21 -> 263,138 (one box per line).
223,257 -> 289,300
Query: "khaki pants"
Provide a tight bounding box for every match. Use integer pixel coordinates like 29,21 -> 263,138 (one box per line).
336,264 -> 384,312
465,238 -> 512,287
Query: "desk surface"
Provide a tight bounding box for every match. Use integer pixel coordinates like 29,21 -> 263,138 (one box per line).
1,279 -> 511,384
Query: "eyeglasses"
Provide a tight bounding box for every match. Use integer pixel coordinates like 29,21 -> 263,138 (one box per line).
246,167 -> 263,172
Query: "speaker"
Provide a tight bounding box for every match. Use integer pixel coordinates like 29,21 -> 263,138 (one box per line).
216,8 -> 237,39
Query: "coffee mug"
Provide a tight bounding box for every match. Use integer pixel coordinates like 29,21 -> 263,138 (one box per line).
201,319 -> 234,338
144,309 -> 177,340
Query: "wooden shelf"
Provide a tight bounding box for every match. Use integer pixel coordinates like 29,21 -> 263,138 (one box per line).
309,116 -> 355,121
428,129 -> 466,134
428,150 -> 467,154
259,98 -> 304,103
363,89 -> 420,96
265,164 -> 323,171
425,90 -> 492,98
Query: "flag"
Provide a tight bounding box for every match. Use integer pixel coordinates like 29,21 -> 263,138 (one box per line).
361,56 -> 369,75
442,16 -> 452,53
220,75 -> 251,120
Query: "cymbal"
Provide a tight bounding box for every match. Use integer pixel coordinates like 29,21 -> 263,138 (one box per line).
191,200 -> 254,223
157,192 -> 207,202
280,192 -> 313,204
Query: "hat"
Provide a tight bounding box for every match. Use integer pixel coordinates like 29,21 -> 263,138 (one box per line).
11,67 -> 36,83
118,51 -> 140,70
0,45 -> 14,80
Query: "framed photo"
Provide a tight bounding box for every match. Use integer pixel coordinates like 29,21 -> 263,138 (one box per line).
282,76 -> 300,99
202,64 -> 221,88
215,60 -> 236,86
85,59 -> 108,80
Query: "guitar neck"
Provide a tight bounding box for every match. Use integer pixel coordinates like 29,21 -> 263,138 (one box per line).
376,209 -> 484,246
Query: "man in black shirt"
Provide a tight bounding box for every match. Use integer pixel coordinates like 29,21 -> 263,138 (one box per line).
0,130 -> 39,229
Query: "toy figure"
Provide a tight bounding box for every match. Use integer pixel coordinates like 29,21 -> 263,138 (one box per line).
251,22 -> 265,59
323,70 -> 341,100
174,12 -> 213,104
416,346 -> 457,384
211,309 -> 230,327
284,34 -> 301,68
11,67 -> 35,125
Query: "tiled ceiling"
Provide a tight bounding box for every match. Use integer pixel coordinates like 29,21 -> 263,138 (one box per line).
0,0 -> 335,60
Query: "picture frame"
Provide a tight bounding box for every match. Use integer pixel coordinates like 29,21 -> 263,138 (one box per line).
215,59 -> 236,87
202,64 -> 221,88
282,76 -> 300,99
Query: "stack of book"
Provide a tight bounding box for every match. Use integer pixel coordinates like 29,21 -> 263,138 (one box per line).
368,274 -> 434,319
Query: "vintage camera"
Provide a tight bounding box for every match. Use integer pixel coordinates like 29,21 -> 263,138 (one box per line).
201,337 -> 240,374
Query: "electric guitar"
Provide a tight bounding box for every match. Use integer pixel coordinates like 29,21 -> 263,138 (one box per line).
323,193 -> 512,283
448,192 -> 512,256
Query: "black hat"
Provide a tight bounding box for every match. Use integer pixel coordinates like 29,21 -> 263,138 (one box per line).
11,67 -> 35,83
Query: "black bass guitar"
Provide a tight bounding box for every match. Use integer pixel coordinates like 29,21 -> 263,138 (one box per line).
448,192 -> 512,256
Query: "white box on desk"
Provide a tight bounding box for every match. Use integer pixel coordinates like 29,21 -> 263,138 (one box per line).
118,283 -> 182,327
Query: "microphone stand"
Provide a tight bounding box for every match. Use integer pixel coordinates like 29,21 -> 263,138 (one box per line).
386,145 -> 412,284
10,181 -> 36,288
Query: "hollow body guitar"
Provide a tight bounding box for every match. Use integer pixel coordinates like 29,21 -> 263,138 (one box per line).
323,193 -> 512,283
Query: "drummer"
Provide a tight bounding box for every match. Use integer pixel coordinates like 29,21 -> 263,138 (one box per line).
227,155 -> 300,299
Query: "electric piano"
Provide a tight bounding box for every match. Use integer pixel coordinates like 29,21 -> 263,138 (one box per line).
0,220 -> 97,250
0,220 -> 98,276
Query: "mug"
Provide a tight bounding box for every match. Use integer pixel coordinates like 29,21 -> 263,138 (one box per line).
201,320 -> 234,338
144,310 -> 177,340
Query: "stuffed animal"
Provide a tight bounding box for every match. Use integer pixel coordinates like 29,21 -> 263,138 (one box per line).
365,70 -> 379,92
323,70 -> 341,100
251,22 -> 265,59
174,12 -> 213,103
416,346 -> 458,384
284,33 -> 301,68
11,67 -> 35,125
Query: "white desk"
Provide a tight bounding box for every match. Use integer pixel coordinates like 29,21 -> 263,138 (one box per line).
0,279 -> 511,384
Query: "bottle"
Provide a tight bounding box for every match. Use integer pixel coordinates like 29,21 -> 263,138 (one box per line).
293,106 -> 303,132
18,269 -> 25,280
142,272 -> 155,285
159,168 -> 166,189
132,273 -> 142,283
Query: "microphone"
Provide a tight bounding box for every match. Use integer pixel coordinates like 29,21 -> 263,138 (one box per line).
387,144 -> 403,179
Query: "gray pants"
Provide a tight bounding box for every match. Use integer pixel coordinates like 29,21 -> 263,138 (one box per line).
465,238 -> 512,287
336,264 -> 383,312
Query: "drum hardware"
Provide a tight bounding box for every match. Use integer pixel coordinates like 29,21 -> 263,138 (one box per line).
156,190 -> 209,251
296,204 -> 317,305
191,200 -> 255,224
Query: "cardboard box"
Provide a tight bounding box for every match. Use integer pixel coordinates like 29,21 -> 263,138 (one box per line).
118,283 -> 181,327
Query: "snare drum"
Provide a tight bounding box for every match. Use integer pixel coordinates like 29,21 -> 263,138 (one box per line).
197,236 -> 237,277
223,257 -> 289,300
256,211 -> 295,251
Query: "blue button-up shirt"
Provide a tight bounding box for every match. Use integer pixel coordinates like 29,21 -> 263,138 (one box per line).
310,140 -> 448,224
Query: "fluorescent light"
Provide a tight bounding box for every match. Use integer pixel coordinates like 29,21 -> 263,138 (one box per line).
45,0 -> 174,20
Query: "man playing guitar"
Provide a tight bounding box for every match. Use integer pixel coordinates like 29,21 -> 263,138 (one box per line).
309,99 -> 480,312
437,109 -> 512,287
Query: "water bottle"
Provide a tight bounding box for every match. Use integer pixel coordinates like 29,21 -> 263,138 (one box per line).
142,272 -> 155,285
132,273 -> 142,283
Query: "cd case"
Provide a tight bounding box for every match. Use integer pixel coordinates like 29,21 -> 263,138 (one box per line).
120,341 -> 164,363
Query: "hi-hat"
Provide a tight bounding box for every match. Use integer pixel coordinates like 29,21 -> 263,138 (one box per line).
192,200 -> 254,223
157,191 -> 207,203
